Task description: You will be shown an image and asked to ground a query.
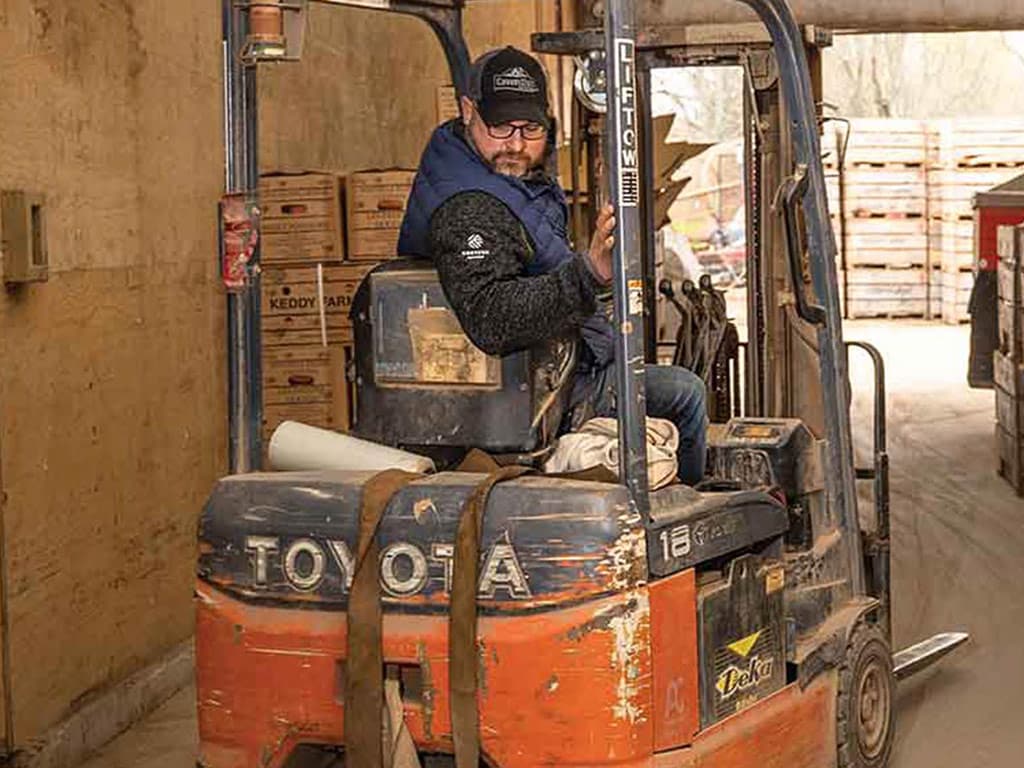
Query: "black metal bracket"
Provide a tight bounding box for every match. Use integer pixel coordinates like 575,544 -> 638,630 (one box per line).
532,28 -> 604,55
532,27 -> 777,70
780,167 -> 827,326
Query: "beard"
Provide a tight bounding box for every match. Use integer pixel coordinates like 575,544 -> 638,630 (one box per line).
490,152 -> 533,178
463,115 -> 543,178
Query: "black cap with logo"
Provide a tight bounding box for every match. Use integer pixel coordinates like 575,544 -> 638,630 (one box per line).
469,46 -> 551,128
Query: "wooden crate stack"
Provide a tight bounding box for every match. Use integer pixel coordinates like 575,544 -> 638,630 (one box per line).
824,119 -> 934,319
259,168 -> 415,448
996,225 -> 1023,495
928,119 -> 1024,324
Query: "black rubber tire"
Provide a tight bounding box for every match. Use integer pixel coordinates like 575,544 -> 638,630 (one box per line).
837,621 -> 895,768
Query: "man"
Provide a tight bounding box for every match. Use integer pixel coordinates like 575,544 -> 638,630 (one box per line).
397,46 -> 708,485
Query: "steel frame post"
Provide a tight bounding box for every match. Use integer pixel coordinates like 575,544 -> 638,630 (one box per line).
223,0 -> 264,473
847,340 -> 891,638
604,0 -> 651,519
220,0 -> 469,476
742,65 -> 766,417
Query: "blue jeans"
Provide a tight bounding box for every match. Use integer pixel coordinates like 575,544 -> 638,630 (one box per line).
586,364 -> 708,486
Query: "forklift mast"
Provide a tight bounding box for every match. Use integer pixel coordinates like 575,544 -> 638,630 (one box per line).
539,0 -> 865,595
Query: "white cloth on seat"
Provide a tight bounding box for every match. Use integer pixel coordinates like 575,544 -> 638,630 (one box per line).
543,416 -> 679,490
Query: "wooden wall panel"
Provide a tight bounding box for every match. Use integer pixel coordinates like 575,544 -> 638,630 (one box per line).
0,0 -> 224,746
259,0 -> 555,174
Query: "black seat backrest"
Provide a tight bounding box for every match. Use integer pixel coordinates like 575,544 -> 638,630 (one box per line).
350,260 -> 574,457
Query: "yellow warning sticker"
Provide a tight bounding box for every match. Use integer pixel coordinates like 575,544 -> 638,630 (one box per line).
727,630 -> 762,659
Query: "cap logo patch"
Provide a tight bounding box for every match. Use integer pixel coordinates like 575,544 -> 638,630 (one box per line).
493,66 -> 539,94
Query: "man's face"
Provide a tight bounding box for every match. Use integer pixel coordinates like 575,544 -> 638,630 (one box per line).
462,98 -> 548,179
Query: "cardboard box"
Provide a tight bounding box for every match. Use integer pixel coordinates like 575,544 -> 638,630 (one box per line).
262,316 -> 354,347
260,172 -> 345,263
347,228 -> 403,259
345,170 -> 416,261
408,307 -> 500,385
262,342 -> 355,435
261,263 -> 372,319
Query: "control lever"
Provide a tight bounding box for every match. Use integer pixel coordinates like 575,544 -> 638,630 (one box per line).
659,280 -> 686,366
682,280 -> 708,373
699,277 -> 730,381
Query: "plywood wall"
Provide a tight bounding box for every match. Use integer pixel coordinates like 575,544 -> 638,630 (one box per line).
0,0 -> 224,747
259,0 -> 562,173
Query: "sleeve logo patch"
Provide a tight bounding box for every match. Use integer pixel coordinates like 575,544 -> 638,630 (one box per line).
461,233 -> 490,261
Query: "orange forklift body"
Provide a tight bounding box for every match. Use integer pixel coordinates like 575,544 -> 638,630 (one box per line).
196,571 -> 834,767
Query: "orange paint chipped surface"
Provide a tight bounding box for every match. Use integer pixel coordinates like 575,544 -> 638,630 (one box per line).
196,581 -> 655,768
650,570 -> 700,750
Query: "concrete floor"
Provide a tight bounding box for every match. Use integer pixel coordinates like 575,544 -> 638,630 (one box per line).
82,320 -> 1021,767
79,683 -> 197,768
845,321 -> 1024,767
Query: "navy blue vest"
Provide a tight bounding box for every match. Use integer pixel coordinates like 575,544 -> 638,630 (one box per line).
398,121 -> 615,369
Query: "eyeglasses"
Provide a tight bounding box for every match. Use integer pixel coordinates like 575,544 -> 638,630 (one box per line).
485,122 -> 548,141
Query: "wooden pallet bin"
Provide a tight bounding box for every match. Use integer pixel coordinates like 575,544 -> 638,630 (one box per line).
828,119 -> 1024,324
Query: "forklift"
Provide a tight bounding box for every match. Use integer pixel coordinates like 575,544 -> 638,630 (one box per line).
197,1 -> 968,766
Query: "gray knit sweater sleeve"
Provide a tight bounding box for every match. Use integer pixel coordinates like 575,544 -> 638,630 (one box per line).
428,190 -> 604,356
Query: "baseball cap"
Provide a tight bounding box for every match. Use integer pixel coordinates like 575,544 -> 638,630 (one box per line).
469,46 -> 551,128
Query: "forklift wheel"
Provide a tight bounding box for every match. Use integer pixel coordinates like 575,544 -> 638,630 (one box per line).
837,621 -> 895,768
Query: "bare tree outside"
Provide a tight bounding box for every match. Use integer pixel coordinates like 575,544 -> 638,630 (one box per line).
824,32 -> 1024,119
651,66 -> 743,143
649,32 -> 1024,128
